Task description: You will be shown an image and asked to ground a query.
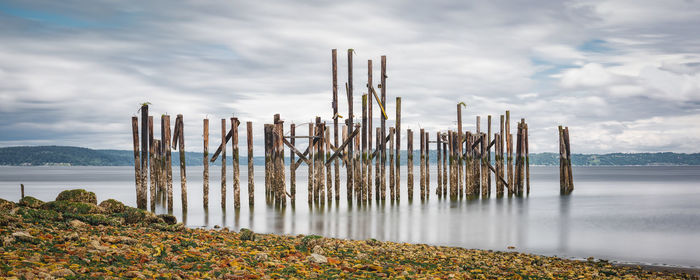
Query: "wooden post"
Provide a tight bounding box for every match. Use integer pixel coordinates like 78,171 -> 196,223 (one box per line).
565,127 -> 574,193
203,119 -> 209,209
525,122 -> 530,195
131,116 -> 142,207
480,132 -> 488,197
345,119 -> 352,201
367,59 -> 373,204
498,115 -> 505,197
175,115 -> 187,211
325,126 -> 332,202
139,105 -> 148,209
354,124 -> 361,202
375,127 -> 381,200
456,104 -> 463,198
247,121 -> 254,206
221,119 -> 227,209
347,49 -> 354,201
276,116 -> 286,207
425,131 -> 430,200
149,116 -> 155,211
318,119 -> 326,204
389,127 -> 395,200
380,55 -> 387,201
448,131 -> 455,199
436,132 -> 442,197
495,133 -> 503,197
395,97 -> 401,201
407,129 -> 414,201
289,123 -> 296,204
163,115 -> 173,212
515,121 -> 522,196
332,49 -> 340,200
309,123 -> 315,204
506,111 -> 513,196
153,140 -> 161,199
264,124 -> 270,200
487,115 -> 492,195
420,128 -> 425,200
442,134 -> 447,198
362,94 -> 368,203
231,117 -> 240,209
20,184 -> 24,199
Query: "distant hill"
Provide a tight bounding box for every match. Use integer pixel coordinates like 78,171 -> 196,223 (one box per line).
1,146 -> 699,166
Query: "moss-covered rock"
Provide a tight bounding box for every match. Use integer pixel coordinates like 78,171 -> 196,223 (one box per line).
0,198 -> 15,210
42,201 -> 103,215
64,213 -> 124,226
240,228 -> 256,241
114,207 -> 162,225
55,189 -> 97,205
157,214 -> 177,225
99,199 -> 125,214
18,196 -> 44,208
16,208 -> 63,222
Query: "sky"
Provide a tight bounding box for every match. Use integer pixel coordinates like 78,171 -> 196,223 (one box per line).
0,0 -> 699,154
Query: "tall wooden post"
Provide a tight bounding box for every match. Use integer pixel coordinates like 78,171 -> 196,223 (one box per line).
175,115 -> 187,211
332,49 -> 340,200
367,59 -> 373,203
221,119 -> 227,209
231,117 -> 240,209
380,55 -> 387,201
456,104 -> 463,198
395,97 -> 401,201
354,124 -> 361,202
407,129 -> 414,201
325,126 -> 333,202
498,115 -> 504,197
480,132 -> 488,198
264,124 -> 270,199
464,131 -> 472,197
203,119 -> 209,209
131,117 -> 141,208
525,122 -> 530,195
564,127 -> 573,193
289,123 -> 296,204
487,115 -> 492,195
317,119 -> 325,204
389,127 -> 395,200
309,123 -> 315,204
506,111 -> 513,196
344,120 -> 352,201
436,132 -> 442,197
247,121 -> 254,206
347,49 -> 354,201
419,128 -> 425,200
149,116 -> 155,211
442,134 -> 447,198
375,127 -> 381,200
275,116 -> 286,207
362,94 -> 368,203
139,105 -> 148,209
425,131 -> 430,200
163,115 -> 173,212
448,131 -> 455,199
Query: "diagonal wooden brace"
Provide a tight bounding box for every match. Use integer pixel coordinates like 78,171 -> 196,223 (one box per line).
325,125 -> 360,166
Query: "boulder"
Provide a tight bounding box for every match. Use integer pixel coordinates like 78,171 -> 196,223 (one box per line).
308,253 -> 328,264
240,228 -> 256,241
157,214 -> 177,225
0,198 -> 15,210
55,189 -> 97,204
43,200 -> 103,215
99,199 -> 126,214
69,219 -> 88,228
18,196 -> 44,208
116,207 -> 161,224
12,231 -> 35,243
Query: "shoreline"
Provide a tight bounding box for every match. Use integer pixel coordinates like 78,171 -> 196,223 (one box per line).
2,191 -> 699,279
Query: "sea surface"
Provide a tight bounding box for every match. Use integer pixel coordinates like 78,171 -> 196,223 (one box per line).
1,165 -> 699,268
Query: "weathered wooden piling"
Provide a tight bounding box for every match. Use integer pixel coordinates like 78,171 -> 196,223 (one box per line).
457,105 -> 464,197
436,132 -> 442,197
495,133 -> 503,197
275,115 -> 286,206
332,49 -> 340,200
354,124 -> 361,202
222,119 -> 228,208
149,116 -> 156,211
389,127 -> 395,200
173,115 -> 187,211
367,60 -> 374,204
231,117 -> 240,209
505,111 -> 513,196
153,140 -> 162,197
419,128 -> 425,200
481,132 -> 488,198
131,116 -> 142,207
325,126 -> 332,202
309,123 -> 315,203
448,130 -> 455,199
498,115 -> 504,197
247,121 -> 254,206
347,50 -> 355,201
289,123 -> 296,205
264,124 -> 271,200
525,122 -> 530,195
425,131 -> 430,200
395,97 -> 401,201
203,119 -> 209,209
362,94 -> 368,202
139,105 -> 148,210
20,184 -> 24,199
407,129 -> 414,201
163,115 -> 173,212
463,131 -> 472,197
487,115 -> 492,194
344,120 -> 352,201
317,119 -> 326,204
380,55 -> 387,201
559,126 -> 574,194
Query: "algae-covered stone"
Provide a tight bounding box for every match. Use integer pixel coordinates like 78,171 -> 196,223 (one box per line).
116,206 -> 161,224
65,213 -> 124,226
0,198 -> 15,210
55,189 -> 97,204
43,200 -> 103,215
19,196 -> 44,208
157,214 -> 177,225
240,228 -> 256,241
99,199 -> 126,214
17,208 -> 63,221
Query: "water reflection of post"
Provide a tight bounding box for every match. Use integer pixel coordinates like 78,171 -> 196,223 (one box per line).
558,195 -> 570,252
515,196 -> 528,251
204,207 -> 209,228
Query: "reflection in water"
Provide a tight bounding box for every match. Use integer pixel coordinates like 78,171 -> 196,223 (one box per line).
2,165 -> 700,267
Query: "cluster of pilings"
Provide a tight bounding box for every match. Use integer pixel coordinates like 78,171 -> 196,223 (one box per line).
130,49 -> 576,212
559,126 -> 574,194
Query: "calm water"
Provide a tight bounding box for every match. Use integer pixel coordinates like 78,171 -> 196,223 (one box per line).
1,165 -> 699,268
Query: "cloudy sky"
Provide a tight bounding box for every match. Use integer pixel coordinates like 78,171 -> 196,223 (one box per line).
1,0 -> 699,154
